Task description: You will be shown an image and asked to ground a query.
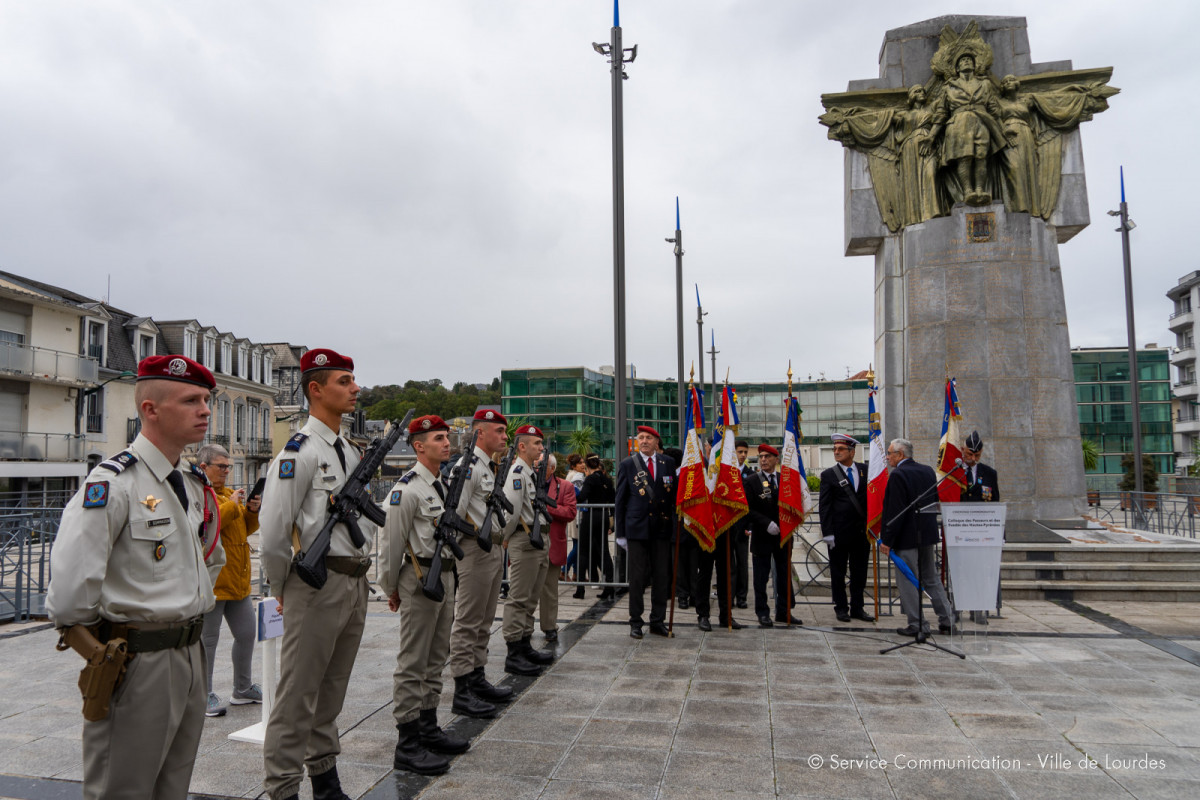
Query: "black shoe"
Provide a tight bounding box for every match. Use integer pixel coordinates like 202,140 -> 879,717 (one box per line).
938,623 -> 954,635
522,636 -> 555,665
896,625 -> 921,636
543,629 -> 558,643
310,765 -> 351,800
394,721 -> 450,775
678,597 -> 690,609
599,589 -> 616,601
649,622 -> 670,637
499,584 -> 509,600
451,676 -> 496,719
504,640 -> 543,676
851,610 -> 875,622
835,611 -> 852,623
736,599 -> 748,609
697,617 -> 712,632
757,616 -> 774,628
573,586 -> 586,599
468,667 -> 513,703
418,708 -> 470,754
630,625 -> 644,639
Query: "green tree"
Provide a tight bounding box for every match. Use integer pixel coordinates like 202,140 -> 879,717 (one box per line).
1080,439 -> 1100,472
1118,452 -> 1158,493
806,474 -> 821,493
567,426 -> 599,456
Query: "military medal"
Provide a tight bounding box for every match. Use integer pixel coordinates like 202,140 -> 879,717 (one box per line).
154,542 -> 166,561
319,462 -> 330,473
141,495 -> 162,511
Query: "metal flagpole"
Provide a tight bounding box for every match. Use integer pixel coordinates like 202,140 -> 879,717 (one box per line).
867,366 -> 880,621
593,0 -> 637,462
1110,168 -> 1143,503
696,285 -> 706,404
668,198 -> 685,449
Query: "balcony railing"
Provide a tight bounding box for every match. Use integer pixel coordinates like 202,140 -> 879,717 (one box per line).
1175,379 -> 1197,388
126,418 -> 141,444
246,437 -> 274,457
0,431 -> 87,461
0,342 -> 98,386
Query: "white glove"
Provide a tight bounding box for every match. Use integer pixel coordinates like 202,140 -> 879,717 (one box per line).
615,536 -> 628,551
823,535 -> 835,548
767,522 -> 780,535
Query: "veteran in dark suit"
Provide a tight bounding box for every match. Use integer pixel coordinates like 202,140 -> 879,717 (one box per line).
960,431 -> 1000,503
745,444 -> 793,627
879,438 -> 955,637
615,425 -> 677,639
818,433 -> 874,623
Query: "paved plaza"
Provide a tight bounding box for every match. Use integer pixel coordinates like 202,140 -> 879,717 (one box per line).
2,587 -> 1200,800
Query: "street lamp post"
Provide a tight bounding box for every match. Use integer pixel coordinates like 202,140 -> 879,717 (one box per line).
1109,167 -> 1142,497
593,0 -> 637,459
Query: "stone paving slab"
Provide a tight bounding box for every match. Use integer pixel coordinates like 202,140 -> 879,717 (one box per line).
3,594 -> 1200,799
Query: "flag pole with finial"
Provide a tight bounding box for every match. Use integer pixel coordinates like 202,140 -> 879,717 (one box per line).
866,364 -> 880,620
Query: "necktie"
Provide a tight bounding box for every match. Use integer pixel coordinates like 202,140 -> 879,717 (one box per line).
166,470 -> 189,512
647,456 -> 655,481
769,473 -> 777,490
333,437 -> 347,474
845,466 -> 855,489
966,467 -> 974,486
433,478 -> 446,502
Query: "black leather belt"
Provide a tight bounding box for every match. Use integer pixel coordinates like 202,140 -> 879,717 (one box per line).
407,555 -> 454,573
326,556 -> 372,578
102,616 -> 204,653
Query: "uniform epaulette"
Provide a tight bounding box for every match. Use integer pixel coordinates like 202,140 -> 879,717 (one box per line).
284,433 -> 308,452
188,462 -> 211,486
399,470 -> 416,484
98,451 -> 138,474
512,464 -> 523,474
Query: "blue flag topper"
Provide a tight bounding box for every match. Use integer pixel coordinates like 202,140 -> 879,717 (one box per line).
614,0 -> 619,28
675,196 -> 680,231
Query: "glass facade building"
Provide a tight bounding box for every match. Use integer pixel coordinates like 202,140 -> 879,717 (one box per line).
501,367 -> 870,462
1072,347 -> 1174,489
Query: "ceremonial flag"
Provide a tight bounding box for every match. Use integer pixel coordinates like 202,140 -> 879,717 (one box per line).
936,378 -> 966,504
778,397 -> 814,543
865,384 -> 888,536
709,384 -> 749,537
676,384 -> 717,551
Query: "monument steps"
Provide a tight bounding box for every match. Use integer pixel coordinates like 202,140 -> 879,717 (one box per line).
999,542 -> 1200,601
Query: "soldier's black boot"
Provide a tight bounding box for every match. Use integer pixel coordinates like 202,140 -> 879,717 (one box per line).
394,720 -> 450,775
504,639 -> 542,676
470,666 -> 513,703
418,708 -> 470,754
309,765 -> 351,800
451,675 -> 497,718
521,635 -> 555,665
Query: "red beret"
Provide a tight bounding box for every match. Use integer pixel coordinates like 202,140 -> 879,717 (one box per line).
301,348 -> 354,374
137,355 -> 215,390
758,444 -> 779,457
636,425 -> 661,441
514,424 -> 544,438
473,409 -> 507,425
408,415 -> 450,435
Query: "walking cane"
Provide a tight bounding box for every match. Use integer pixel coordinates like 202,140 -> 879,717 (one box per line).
725,532 -> 733,630
668,517 -> 680,637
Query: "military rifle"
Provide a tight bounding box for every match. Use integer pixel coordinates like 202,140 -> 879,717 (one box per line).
421,429 -> 479,602
528,450 -> 557,550
476,439 -> 517,546
293,408 -> 415,590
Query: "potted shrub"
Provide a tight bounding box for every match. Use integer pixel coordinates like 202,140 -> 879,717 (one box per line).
1118,452 -> 1159,511
1081,439 -> 1100,505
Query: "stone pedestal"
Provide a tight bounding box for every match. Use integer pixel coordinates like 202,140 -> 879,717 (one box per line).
875,203 -> 1086,520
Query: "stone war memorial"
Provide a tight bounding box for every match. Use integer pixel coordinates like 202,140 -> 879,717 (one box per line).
820,15 -> 1118,526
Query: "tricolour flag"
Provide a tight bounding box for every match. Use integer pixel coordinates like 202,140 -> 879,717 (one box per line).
676,385 -> 717,552
865,384 -> 888,536
709,384 -> 749,537
936,377 -> 966,504
778,397 -> 814,544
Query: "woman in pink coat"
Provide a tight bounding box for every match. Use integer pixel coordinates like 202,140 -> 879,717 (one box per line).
538,454 -> 578,643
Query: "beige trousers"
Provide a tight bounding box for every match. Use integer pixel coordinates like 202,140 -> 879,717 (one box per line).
82,642 -> 206,800
446,537 -> 504,678
539,556 -> 560,633
502,532 -> 548,642
392,563 -> 456,724
263,570 -> 368,800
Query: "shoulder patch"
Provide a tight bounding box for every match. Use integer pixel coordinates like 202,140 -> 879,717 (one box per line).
284,433 -> 308,452
390,489 -> 402,505
83,481 -> 109,508
399,470 -> 416,485
513,478 -> 522,491
188,462 -> 211,486
512,465 -> 523,474
279,459 -> 296,479
98,451 -> 137,474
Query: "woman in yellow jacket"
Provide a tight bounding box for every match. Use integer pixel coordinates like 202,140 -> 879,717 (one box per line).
197,444 -> 262,717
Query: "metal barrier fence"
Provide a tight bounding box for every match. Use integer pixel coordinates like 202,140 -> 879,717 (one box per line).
0,508 -> 60,622
1085,490 -> 1200,539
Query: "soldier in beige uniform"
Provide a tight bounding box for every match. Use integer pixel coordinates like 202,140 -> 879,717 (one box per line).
380,415 -> 468,775
47,354 -> 225,800
446,408 -> 512,718
260,349 -> 371,800
500,424 -> 555,675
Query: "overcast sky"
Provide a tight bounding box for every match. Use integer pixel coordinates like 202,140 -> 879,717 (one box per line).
3,1 -> 1195,388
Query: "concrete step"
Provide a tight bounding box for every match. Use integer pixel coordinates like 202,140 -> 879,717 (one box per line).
1002,543 -> 1200,564
1001,580 -> 1200,602
1001,562 -> 1200,583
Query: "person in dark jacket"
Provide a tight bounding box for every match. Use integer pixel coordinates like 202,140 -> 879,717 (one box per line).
576,454 -> 616,600
960,431 -> 1000,502
879,438 -> 955,636
745,445 -> 793,627
614,426 -> 677,638
818,433 -> 873,623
